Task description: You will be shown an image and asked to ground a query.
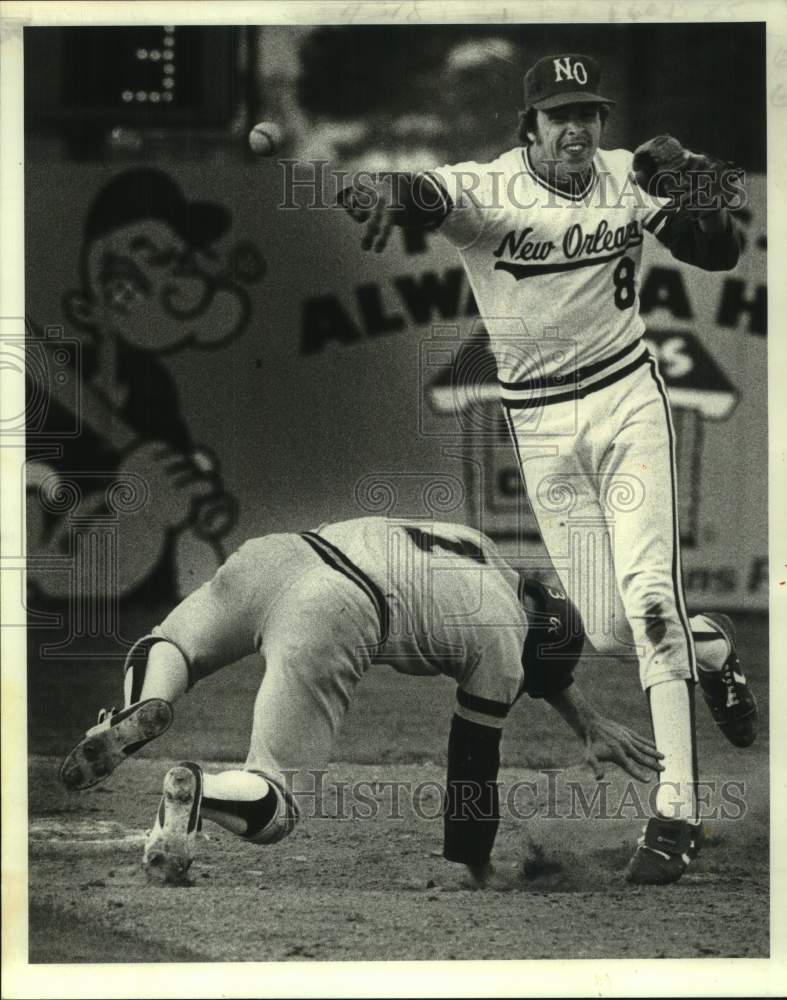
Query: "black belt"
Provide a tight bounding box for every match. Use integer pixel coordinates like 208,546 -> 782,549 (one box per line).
499,341 -> 649,409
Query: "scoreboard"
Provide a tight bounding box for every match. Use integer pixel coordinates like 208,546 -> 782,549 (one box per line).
26,26 -> 238,128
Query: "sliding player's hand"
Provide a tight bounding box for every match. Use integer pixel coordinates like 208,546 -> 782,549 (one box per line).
583,716 -> 664,782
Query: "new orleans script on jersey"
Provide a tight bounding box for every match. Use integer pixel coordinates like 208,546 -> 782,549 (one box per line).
428,147 -> 669,405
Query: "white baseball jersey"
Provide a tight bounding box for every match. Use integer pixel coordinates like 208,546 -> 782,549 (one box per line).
428,147 -> 705,694
429,147 -> 669,405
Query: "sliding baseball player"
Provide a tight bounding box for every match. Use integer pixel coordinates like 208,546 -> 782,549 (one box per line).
61,517 -> 663,887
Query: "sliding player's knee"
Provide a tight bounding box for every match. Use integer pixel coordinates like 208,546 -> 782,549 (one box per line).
242,777 -> 300,845
156,539 -> 275,683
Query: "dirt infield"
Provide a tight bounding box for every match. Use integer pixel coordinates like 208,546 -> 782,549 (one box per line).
27,615 -> 769,963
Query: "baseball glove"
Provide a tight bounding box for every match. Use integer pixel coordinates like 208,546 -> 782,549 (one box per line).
632,135 -> 743,216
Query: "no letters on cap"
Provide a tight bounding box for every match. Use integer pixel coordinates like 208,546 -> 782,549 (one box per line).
523,53 -> 616,110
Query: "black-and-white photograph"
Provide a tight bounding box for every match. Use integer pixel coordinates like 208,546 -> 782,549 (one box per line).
1,2 -> 784,996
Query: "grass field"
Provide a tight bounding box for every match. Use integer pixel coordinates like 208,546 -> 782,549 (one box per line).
27,614 -> 769,963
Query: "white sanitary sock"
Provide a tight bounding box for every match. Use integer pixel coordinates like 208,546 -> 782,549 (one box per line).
202,770 -> 271,801
690,614 -> 730,673
124,640 -> 189,706
648,679 -> 698,823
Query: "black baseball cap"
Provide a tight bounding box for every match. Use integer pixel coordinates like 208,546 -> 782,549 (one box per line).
84,169 -> 231,248
523,53 -> 615,110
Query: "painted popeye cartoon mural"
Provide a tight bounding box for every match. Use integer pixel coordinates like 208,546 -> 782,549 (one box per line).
26,169 -> 264,656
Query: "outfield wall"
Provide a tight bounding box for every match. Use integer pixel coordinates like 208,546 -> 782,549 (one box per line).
19,162 -> 767,644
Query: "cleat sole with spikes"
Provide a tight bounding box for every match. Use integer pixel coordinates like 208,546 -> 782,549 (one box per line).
143,763 -> 203,886
60,698 -> 173,791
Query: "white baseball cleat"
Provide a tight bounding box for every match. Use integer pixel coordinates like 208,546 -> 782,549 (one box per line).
143,762 -> 203,886
60,698 -> 174,791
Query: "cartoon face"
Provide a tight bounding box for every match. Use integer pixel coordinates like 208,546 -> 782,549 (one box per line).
70,220 -> 248,352
530,103 -> 604,178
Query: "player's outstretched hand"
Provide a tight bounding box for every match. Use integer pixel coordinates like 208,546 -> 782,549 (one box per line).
338,178 -> 397,253
582,716 -> 664,782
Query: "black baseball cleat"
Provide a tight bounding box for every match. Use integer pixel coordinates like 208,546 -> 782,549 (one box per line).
697,613 -> 758,748
624,817 -> 704,885
59,698 -> 174,791
143,762 -> 203,885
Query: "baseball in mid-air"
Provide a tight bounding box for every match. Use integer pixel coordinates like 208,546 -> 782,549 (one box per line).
248,121 -> 284,156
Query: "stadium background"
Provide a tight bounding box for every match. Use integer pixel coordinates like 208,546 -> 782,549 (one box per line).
19,22 -> 770,964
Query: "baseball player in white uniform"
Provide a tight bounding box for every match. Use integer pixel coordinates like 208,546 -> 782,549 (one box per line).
61,517 -> 663,887
341,53 -> 757,884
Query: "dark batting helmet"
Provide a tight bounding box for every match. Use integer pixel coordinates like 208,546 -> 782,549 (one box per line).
519,577 -> 586,699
